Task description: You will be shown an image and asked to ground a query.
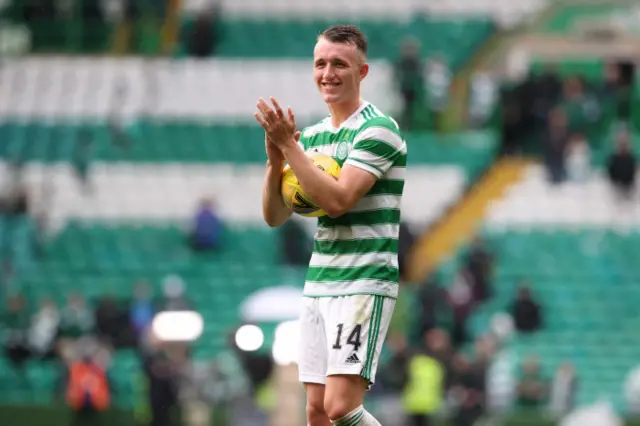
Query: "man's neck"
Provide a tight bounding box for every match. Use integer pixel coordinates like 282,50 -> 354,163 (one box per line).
328,98 -> 363,128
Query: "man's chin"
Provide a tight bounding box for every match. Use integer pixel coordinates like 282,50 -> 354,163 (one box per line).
322,93 -> 343,104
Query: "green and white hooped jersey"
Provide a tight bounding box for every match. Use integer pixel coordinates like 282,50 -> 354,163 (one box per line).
298,101 -> 407,299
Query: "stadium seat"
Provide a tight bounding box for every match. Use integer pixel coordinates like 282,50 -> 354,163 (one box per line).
465,227 -> 640,412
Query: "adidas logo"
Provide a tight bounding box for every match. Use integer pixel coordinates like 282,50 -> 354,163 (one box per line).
345,353 -> 361,364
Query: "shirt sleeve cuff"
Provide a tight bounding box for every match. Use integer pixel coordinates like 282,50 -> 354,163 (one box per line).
345,158 -> 383,178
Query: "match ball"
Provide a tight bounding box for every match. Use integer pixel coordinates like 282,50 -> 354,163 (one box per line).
281,152 -> 341,217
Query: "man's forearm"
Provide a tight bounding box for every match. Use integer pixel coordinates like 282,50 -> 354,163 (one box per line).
262,160 -> 291,227
280,142 -> 345,217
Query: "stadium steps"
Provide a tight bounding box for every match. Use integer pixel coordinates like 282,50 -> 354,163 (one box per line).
406,157 -> 529,283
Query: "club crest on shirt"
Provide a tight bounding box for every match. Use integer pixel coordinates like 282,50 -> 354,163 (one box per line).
336,141 -> 349,161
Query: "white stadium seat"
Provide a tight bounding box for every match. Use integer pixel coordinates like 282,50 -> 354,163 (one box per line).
0,162 -> 467,229
486,165 -> 640,229
0,58 -> 398,121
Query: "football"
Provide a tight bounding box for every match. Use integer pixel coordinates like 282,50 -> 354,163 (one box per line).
281,152 -> 341,217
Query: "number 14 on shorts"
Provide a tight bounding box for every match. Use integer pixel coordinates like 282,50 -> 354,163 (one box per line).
332,323 -> 363,364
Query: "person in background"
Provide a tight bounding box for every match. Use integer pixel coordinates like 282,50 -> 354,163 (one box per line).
565,133 -> 591,183
130,280 -> 155,342
402,329 -> 450,426
28,297 -> 60,360
142,340 -> 181,426
2,294 -> 31,372
59,293 -> 95,342
447,268 -> 475,347
607,128 -> 636,201
468,68 -> 498,128
544,109 -> 569,185
161,275 -> 192,312
378,333 -> 409,394
450,353 -> 486,426
417,276 -> 447,337
517,356 -> 548,409
188,198 -> 223,252
425,54 -> 452,131
73,132 -> 94,194
398,222 -> 416,282
549,362 -> 578,419
64,345 -> 112,426
511,284 -> 543,334
464,236 -> 493,303
393,36 -> 424,131
187,2 -> 222,58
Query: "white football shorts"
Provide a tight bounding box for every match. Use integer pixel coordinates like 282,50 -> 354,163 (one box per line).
297,294 -> 396,386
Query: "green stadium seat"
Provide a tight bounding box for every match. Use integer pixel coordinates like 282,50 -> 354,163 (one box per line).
178,17 -> 494,70
464,229 -> 640,413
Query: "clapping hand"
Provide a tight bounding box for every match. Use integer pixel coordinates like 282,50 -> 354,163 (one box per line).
255,97 -> 298,150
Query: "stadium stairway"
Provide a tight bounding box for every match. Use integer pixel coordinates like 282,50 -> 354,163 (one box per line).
407,156 -> 529,283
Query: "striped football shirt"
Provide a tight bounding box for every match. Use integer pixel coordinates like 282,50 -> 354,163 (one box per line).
298,101 -> 407,299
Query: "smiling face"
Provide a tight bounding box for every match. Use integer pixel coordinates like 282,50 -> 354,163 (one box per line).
313,37 -> 369,106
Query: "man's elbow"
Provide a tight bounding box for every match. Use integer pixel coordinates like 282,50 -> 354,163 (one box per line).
323,199 -> 352,218
264,216 -> 286,228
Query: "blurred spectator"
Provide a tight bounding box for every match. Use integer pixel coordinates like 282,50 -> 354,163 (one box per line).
607,129 -> 637,201
95,295 -> 129,349
28,297 -> 60,360
549,362 -> 578,418
188,198 -> 223,252
130,280 -> 156,339
468,68 -> 499,128
464,236 -> 494,302
426,328 -> 454,388
64,347 -> 112,426
73,132 -> 94,194
398,222 -> 416,281
280,217 -> 312,266
446,268 -> 475,347
565,133 -> 591,183
393,36 -> 424,131
511,284 -> 542,334
450,353 -> 485,426
425,55 -> 452,130
402,329 -> 450,426
161,275 -> 192,311
142,341 -> 182,426
378,333 -> 409,393
1,260 -> 16,299
544,109 -> 569,184
517,356 -> 548,409
416,276 -> 447,337
2,294 -> 30,370
559,76 -> 601,134
533,65 -> 562,122
601,62 -> 621,99
187,3 -> 222,58
60,293 -> 95,341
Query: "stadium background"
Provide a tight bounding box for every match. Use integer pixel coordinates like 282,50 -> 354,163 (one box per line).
0,0 -> 640,425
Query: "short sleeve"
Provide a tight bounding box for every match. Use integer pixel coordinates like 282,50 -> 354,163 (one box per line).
345,125 -> 406,178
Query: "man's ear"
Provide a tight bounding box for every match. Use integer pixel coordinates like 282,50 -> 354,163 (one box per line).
360,63 -> 369,81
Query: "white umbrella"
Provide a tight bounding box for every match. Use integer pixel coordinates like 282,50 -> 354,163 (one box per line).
240,286 -> 303,323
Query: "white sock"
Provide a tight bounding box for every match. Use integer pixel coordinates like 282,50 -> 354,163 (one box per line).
331,405 -> 381,426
